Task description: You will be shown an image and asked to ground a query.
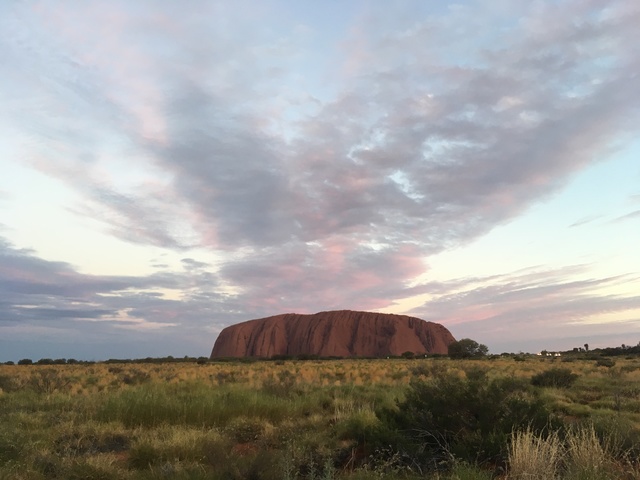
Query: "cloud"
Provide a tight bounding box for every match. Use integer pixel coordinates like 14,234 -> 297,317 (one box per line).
0,231 -> 261,359
407,265 -> 640,351
8,2 -> 638,249
569,214 -> 603,228
1,1 -> 640,358
0,235 -> 238,331
611,209 -> 640,223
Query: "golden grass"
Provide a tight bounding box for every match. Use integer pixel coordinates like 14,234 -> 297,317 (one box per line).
1,356 -> 638,394
2,355 -> 640,479
508,427 -> 563,479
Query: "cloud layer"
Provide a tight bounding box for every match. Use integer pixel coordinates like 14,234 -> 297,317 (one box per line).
1,1 -> 639,358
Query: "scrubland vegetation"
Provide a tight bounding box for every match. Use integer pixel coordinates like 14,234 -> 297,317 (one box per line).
1,354 -> 640,479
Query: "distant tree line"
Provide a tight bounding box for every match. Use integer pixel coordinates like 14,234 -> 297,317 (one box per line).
598,342 -> 640,356
6,339 -> 639,366
7,356 -> 211,366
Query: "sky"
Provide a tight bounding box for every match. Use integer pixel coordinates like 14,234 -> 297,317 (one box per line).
1,0 -> 639,361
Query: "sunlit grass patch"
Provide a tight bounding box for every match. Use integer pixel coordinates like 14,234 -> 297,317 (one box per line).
3,357 -> 640,478
97,382 -> 308,428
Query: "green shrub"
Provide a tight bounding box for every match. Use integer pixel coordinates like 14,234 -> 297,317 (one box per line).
226,417 -> 265,443
128,442 -> 160,470
531,368 -> 579,388
33,453 -> 62,477
380,370 -> 556,470
0,435 -> 21,463
448,338 -> 488,359
0,375 -> 20,393
334,408 -> 380,444
596,358 -> 616,368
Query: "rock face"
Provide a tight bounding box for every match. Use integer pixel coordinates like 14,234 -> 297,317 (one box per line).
210,310 -> 455,358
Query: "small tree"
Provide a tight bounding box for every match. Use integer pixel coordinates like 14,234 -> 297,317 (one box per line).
448,338 -> 489,359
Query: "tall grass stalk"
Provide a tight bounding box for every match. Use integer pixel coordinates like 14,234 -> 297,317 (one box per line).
564,424 -> 610,480
508,428 -> 562,479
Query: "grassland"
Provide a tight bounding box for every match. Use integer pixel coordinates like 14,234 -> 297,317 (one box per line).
1,354 -> 640,479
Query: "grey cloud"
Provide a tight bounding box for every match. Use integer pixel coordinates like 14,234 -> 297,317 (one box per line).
181,258 -> 210,270
71,188 -> 197,249
219,241 -> 427,316
2,1 -> 640,344
0,237 -> 235,338
8,1 -> 639,257
611,209 -> 640,223
570,214 -> 602,228
408,266 -> 640,351
156,84 -> 297,248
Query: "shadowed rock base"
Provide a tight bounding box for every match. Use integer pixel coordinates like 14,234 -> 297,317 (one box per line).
210,310 -> 455,358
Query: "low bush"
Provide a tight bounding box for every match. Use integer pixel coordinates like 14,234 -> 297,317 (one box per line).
379,370 -> 556,471
596,358 -> 616,368
531,368 -> 579,388
0,375 -> 20,393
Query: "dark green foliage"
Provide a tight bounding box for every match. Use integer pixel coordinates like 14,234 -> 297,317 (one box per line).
448,338 -> 489,359
17,358 -> 32,365
600,344 -> 640,356
531,368 -> 579,388
596,357 -> 616,368
0,375 -> 20,393
128,442 -> 160,470
33,453 -> 61,477
0,434 -> 22,462
380,369 -> 555,470
591,415 -> 640,459
64,460 -> 118,480
226,417 -> 265,443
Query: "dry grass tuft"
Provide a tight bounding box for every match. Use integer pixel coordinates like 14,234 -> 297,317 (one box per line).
564,424 -> 611,480
508,428 -> 562,479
